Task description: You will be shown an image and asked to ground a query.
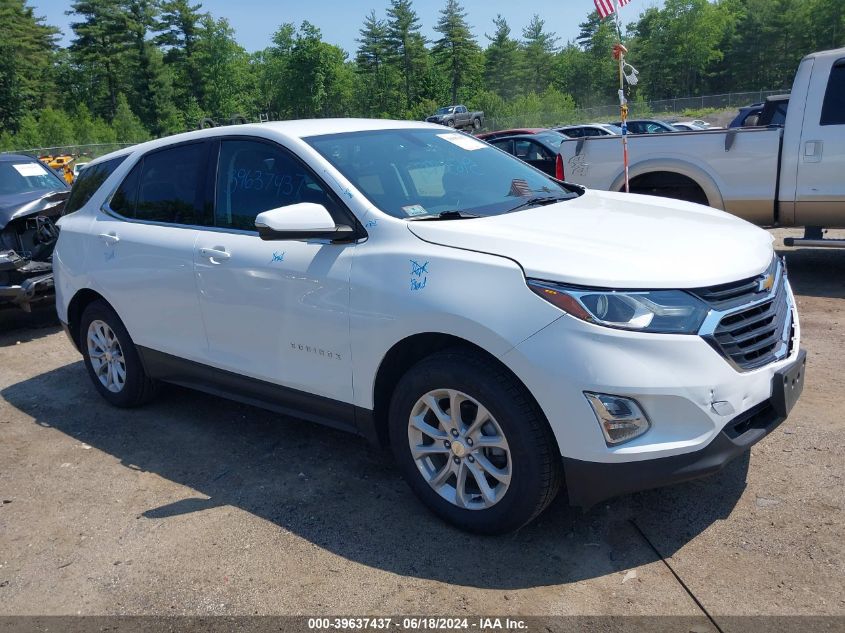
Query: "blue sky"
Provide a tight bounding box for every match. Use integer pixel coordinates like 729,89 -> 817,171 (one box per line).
34,0 -> 663,54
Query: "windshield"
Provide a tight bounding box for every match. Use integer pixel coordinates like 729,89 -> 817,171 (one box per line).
435,107 -> 455,115
0,160 -> 66,196
306,129 -> 578,220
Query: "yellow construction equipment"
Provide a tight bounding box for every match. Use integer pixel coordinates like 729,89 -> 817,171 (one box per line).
38,154 -> 78,185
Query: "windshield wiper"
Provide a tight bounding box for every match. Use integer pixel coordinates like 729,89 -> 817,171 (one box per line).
504,195 -> 570,214
410,210 -> 482,221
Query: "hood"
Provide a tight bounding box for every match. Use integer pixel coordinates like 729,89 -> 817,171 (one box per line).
0,189 -> 69,230
406,189 -> 774,289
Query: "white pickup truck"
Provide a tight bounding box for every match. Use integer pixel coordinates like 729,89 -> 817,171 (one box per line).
560,47 -> 845,247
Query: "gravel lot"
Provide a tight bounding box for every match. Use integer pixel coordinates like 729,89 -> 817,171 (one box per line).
0,229 -> 843,623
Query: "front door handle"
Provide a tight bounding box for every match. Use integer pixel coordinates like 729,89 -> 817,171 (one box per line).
199,247 -> 231,263
98,233 -> 119,246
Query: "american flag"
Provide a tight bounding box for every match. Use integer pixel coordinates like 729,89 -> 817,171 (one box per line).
594,0 -> 631,19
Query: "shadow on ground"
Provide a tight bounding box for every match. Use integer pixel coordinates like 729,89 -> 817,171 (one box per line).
778,247 -> 845,300
0,305 -> 60,346
2,361 -> 750,590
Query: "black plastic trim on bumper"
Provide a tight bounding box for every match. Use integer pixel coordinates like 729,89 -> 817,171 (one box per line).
0,273 -> 54,306
563,350 -> 806,508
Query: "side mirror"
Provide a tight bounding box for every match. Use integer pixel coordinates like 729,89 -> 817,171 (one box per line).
254,202 -> 354,241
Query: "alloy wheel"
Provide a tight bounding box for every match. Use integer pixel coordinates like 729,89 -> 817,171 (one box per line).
408,389 -> 512,510
86,319 -> 127,393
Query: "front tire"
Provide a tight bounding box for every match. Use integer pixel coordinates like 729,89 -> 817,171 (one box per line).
80,300 -> 158,408
389,349 -> 562,534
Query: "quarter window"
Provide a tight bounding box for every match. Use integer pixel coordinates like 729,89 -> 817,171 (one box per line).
214,139 -> 339,231
820,61 -> 845,126
65,156 -> 126,214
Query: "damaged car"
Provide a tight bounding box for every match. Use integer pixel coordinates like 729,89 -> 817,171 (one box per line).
0,154 -> 69,312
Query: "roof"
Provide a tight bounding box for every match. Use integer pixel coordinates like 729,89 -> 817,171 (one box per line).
83,118 -> 446,170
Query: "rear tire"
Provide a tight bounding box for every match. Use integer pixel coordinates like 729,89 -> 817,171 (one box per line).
388,349 -> 562,534
79,300 -> 158,408
472,118 -> 481,130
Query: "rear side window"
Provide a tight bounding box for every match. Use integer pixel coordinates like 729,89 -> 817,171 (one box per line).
820,61 -> 845,126
110,142 -> 210,225
214,139 -> 341,231
65,156 -> 126,214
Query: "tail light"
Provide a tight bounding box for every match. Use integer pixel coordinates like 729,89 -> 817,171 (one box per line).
555,153 -> 564,180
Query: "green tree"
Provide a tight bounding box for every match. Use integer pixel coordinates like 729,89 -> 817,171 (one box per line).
0,0 -> 59,131
193,15 -> 257,120
521,15 -> 558,94
111,93 -> 150,142
356,11 -> 400,116
483,15 -> 520,100
385,0 -> 427,110
432,0 -> 480,105
68,0 -> 130,118
123,0 -> 180,134
156,0 -> 206,109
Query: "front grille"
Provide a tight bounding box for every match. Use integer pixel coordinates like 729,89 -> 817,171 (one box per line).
692,258 -> 778,310
694,259 -> 794,371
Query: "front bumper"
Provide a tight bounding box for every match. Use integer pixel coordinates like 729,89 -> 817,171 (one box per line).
564,348 -> 805,507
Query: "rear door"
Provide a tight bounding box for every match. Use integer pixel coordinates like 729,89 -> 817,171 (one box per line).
87,141 -> 212,360
794,57 -> 845,227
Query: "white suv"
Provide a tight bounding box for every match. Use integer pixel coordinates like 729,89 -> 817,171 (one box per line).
55,120 -> 806,534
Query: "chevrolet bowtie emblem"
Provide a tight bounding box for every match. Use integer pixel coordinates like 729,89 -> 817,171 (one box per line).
759,273 -> 775,293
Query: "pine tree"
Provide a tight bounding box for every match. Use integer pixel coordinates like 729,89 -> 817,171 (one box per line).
156,0 -> 206,108
483,15 -> 520,100
433,0 -> 479,105
521,14 -> 558,95
356,11 -> 392,115
386,0 -> 427,109
0,0 -> 59,131
68,0 -> 129,118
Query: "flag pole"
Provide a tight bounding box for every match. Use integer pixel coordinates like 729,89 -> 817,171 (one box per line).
613,1 -> 630,193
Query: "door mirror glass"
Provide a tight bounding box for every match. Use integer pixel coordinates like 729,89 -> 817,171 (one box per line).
255,202 -> 350,241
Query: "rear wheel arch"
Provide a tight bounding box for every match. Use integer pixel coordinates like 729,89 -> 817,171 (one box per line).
66,288 -> 112,351
613,160 -> 725,209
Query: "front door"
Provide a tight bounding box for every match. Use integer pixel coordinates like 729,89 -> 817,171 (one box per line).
193,138 -> 355,404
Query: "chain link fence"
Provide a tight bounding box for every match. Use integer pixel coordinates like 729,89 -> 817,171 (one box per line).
483,89 -> 790,131
2,143 -> 137,160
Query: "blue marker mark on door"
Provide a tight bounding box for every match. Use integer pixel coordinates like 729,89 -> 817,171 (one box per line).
270,251 -> 285,263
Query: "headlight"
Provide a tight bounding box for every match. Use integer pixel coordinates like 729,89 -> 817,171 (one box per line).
528,280 -> 709,334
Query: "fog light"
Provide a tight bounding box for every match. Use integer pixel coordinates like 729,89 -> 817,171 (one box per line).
584,392 -> 651,445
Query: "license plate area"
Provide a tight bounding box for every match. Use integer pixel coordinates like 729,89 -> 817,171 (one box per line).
771,349 -> 806,418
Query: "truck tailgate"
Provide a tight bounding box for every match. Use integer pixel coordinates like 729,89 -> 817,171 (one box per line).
561,127 -> 783,224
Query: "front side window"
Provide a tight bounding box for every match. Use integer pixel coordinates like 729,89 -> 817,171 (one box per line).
112,142 -> 210,225
821,61 -> 845,125
214,139 -> 339,231
65,156 -> 127,214
306,129 -> 578,220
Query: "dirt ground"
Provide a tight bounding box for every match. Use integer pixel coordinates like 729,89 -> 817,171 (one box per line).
0,228 -> 843,624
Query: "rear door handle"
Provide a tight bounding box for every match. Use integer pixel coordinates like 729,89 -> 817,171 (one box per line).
98,233 -> 119,246
199,247 -> 231,262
